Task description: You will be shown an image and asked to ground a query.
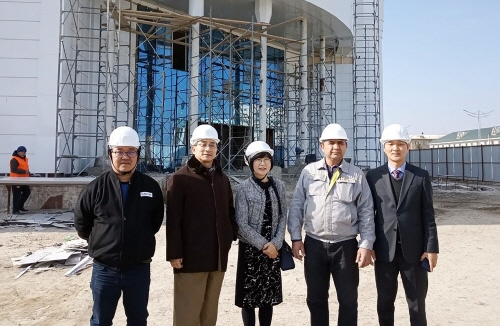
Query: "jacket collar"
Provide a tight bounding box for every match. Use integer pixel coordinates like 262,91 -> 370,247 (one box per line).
109,169 -> 139,184
187,155 -> 221,175
313,158 -> 351,174
381,162 -> 416,209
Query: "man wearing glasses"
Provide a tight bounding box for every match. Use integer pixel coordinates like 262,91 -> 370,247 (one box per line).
74,126 -> 165,326
167,124 -> 238,326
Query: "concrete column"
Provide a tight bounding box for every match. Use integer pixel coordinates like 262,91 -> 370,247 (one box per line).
259,34 -> 268,141
300,19 -> 308,152
189,0 -> 204,140
256,0 -> 272,142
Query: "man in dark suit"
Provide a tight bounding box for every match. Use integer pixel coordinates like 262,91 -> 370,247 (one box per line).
366,124 -> 439,326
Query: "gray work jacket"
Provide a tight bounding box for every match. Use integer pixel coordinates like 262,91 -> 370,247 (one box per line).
288,159 -> 375,249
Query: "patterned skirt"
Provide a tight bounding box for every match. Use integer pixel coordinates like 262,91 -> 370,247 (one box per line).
235,241 -> 283,308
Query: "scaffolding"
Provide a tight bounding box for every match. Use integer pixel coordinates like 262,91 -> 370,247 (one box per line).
308,35 -> 337,160
56,0 -> 133,175
56,0 -> 357,175
353,0 -> 382,168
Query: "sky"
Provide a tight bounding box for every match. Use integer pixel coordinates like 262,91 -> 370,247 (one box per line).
382,0 -> 500,136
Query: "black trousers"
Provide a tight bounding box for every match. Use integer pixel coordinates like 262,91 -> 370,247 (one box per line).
375,243 -> 428,326
12,185 -> 31,212
304,236 -> 359,326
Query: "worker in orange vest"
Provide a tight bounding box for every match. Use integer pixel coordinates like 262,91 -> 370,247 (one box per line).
10,146 -> 31,214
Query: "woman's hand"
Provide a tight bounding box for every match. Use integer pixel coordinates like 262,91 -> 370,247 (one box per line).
262,242 -> 278,259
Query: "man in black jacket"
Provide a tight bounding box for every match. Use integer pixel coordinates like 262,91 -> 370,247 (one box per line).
74,126 -> 164,326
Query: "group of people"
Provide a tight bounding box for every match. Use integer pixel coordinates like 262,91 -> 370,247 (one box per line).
73,122 -> 439,326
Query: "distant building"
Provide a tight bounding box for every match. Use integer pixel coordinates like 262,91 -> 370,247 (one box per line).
429,126 -> 500,148
409,134 -> 444,150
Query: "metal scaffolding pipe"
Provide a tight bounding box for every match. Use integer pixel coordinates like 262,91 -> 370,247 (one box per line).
105,5 -> 116,159
300,19 -> 308,153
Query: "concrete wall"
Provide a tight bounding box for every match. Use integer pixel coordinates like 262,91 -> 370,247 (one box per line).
0,0 -> 60,175
0,175 -> 167,213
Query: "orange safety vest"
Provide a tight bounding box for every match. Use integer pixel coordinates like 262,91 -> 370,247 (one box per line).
10,156 -> 30,177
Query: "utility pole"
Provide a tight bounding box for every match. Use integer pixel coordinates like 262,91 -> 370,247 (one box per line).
463,110 -> 493,143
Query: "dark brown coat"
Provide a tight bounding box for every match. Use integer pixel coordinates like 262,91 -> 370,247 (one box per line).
166,155 -> 237,273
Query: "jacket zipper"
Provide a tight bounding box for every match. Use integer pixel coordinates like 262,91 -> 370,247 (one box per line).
118,178 -> 126,266
211,174 -> 222,271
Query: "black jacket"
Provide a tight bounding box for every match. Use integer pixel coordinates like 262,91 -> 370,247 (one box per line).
74,171 -> 165,269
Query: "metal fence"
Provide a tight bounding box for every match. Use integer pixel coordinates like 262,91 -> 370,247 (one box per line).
407,145 -> 500,182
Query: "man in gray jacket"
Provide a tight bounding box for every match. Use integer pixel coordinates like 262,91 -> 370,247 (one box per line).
288,123 -> 375,326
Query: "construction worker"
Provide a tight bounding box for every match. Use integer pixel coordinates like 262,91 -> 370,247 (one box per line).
288,123 -> 375,326
10,146 -> 31,214
74,126 -> 165,326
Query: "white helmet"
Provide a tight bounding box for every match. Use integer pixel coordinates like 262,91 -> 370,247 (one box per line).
108,126 -> 140,148
190,124 -> 220,146
380,124 -> 410,144
244,141 -> 274,166
319,123 -> 349,142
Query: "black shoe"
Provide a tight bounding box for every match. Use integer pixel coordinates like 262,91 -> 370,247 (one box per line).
12,210 -> 20,214
19,208 -> 29,212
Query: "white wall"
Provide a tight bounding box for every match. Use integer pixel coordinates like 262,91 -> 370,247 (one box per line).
307,0 -> 353,34
335,64 -> 354,160
0,0 -> 60,174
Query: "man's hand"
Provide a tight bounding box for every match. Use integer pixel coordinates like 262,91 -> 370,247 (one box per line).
355,248 -> 373,268
263,242 -> 278,259
292,241 -> 306,261
170,258 -> 183,269
421,252 -> 438,272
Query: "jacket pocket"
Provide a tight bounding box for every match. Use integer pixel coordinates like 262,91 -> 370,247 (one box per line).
334,179 -> 357,202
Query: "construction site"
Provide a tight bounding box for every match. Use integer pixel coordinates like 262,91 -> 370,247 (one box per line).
0,0 -> 382,176
1,1 -> 500,325
54,0 -> 382,177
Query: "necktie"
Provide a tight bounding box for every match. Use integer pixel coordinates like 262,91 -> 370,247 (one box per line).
392,170 -> 402,180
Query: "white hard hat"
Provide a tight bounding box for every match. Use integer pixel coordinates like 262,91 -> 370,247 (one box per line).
108,126 -> 140,148
319,123 -> 349,142
190,124 -> 220,146
380,124 -> 410,144
244,141 -> 274,166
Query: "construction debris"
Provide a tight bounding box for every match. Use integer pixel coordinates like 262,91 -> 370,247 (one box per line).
64,255 -> 93,277
2,211 -> 75,229
11,238 -> 92,279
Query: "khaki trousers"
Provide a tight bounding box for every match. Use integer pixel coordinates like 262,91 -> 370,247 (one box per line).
173,271 -> 225,326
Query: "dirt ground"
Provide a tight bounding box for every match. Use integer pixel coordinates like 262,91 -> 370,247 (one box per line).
1,185 -> 499,325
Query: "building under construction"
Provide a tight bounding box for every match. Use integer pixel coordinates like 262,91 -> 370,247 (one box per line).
0,0 -> 382,175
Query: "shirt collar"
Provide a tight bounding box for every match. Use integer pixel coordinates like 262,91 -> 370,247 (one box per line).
388,162 -> 406,175
321,158 -> 343,170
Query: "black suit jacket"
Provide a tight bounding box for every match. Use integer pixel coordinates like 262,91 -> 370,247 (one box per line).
366,163 -> 439,263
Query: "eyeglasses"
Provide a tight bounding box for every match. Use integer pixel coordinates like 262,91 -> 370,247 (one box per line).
112,150 -> 138,158
196,142 -> 217,149
255,158 -> 272,164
